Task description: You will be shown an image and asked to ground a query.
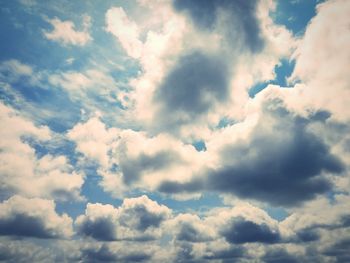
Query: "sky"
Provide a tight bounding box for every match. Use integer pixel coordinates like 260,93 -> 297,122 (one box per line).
0,0 -> 349,262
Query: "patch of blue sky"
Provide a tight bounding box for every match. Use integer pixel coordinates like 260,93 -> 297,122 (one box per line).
0,0 -> 141,78
192,140 -> 207,152
248,58 -> 295,98
55,201 -> 86,220
216,116 -> 237,129
273,0 -> 325,36
264,206 -> 289,222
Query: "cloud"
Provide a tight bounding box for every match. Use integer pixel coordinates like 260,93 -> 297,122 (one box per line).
76,195 -> 171,241
0,195 -> 73,238
43,15 -> 92,46
290,0 -> 350,120
173,0 -> 264,52
220,216 -> 281,244
158,93 -> 345,206
262,249 -> 299,263
105,7 -> 143,59
81,243 -> 152,263
173,214 -> 214,243
0,240 -> 53,263
153,51 -> 229,131
67,117 -> 206,197
0,59 -> 33,78
108,0 -> 294,139
281,194 -> 350,235
67,116 -> 118,168
75,203 -> 119,241
323,238 -> 350,263
0,102 -> 84,201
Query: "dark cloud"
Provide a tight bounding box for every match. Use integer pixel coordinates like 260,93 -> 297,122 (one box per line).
173,0 -> 264,52
154,51 -> 229,130
0,214 -> 57,239
76,218 -> 117,241
120,151 -> 179,185
158,178 -> 203,194
296,228 -> 320,242
158,103 -> 345,206
81,244 -> 151,263
203,247 -> 245,261
323,238 -> 350,263
121,204 -> 167,231
174,241 -> 246,262
206,108 -> 344,206
220,217 -> 280,244
340,214 -> 350,227
262,249 -> 299,263
176,222 -> 212,242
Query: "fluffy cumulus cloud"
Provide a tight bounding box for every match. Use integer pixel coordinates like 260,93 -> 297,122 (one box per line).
290,0 -> 350,120
76,195 -> 171,241
158,91 -> 345,206
1,0 -> 350,262
0,195 -> 73,238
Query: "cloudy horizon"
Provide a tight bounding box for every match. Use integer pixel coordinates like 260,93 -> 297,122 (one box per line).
0,0 -> 350,262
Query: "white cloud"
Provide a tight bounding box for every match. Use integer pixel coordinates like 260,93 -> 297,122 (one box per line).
67,116 -> 119,168
44,15 -> 92,46
0,102 -> 84,200
0,195 -> 73,238
104,1 -> 296,140
290,0 -> 350,120
67,116 -> 210,198
105,7 -> 143,59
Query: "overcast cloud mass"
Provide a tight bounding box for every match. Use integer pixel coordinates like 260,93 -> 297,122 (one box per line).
0,0 -> 350,262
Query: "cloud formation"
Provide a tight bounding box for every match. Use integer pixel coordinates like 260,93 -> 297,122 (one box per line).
173,0 -> 264,52
76,195 -> 170,241
0,0 -> 350,262
0,195 -> 73,238
0,102 -> 84,200
44,15 -> 92,46
158,94 -> 344,206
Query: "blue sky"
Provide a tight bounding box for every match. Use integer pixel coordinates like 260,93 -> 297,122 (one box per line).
0,0 -> 350,262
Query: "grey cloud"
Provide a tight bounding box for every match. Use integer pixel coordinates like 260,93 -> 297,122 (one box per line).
262,249 -> 299,263
120,204 -> 167,231
76,217 -> 117,241
0,241 -> 54,263
120,151 -> 179,185
76,196 -> 169,242
205,109 -> 344,206
176,222 -> 212,243
174,241 -> 246,262
153,51 -> 229,130
158,103 -> 345,207
173,0 -> 264,52
203,247 -> 245,261
0,213 -> 57,239
323,238 -> 350,263
296,228 -> 320,242
220,217 -> 280,244
81,244 -> 151,263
